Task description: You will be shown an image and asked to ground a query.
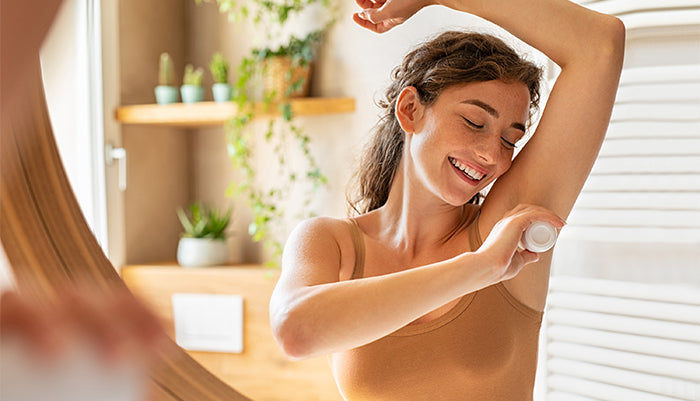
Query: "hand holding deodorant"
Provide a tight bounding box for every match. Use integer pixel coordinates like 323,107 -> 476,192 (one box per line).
519,221 -> 558,253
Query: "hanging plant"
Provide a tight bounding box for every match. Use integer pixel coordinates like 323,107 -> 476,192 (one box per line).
195,0 -> 333,266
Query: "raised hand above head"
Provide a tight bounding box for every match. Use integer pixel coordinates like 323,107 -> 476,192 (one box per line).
352,0 -> 434,33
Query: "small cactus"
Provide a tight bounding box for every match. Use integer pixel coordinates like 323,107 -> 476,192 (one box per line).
210,52 -> 229,84
158,52 -> 175,86
183,64 -> 204,86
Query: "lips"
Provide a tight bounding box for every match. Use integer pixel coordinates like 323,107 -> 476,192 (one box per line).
448,157 -> 486,183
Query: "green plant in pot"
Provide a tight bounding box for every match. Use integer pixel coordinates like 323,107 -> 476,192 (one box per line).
255,31 -> 319,101
155,52 -> 179,105
181,64 -> 205,103
176,203 -> 232,267
210,52 -> 232,103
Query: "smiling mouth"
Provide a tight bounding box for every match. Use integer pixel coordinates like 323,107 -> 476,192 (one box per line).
449,157 -> 485,182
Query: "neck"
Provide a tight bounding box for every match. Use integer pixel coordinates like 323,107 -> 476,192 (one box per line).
372,157 -> 472,257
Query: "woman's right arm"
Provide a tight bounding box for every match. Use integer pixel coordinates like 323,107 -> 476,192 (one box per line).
270,207 -> 563,360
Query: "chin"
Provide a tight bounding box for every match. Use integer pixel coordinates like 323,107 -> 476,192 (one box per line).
443,192 -> 480,207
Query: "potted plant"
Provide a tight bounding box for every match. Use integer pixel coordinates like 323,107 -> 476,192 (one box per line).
180,64 -> 205,103
255,32 -> 320,101
176,203 -> 232,267
155,52 -> 179,105
210,52 -> 232,103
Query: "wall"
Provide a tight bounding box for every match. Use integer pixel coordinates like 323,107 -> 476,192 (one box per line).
118,0 -> 193,264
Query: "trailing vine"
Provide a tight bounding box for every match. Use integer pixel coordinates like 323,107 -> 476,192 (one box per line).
196,0 -> 333,266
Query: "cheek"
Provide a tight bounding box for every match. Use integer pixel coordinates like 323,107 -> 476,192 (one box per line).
495,155 -> 514,178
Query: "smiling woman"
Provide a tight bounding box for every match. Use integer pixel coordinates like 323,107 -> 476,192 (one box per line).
269,0 -> 625,399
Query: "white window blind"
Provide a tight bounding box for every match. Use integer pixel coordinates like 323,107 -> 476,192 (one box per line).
546,276 -> 700,401
540,2 -> 700,400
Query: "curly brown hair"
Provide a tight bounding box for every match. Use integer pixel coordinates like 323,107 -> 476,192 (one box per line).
347,31 -> 543,215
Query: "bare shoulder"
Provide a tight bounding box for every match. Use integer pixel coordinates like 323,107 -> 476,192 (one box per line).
281,216 -> 357,286
285,216 -> 353,254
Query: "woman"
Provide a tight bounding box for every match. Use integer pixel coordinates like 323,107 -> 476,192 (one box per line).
270,0 -> 625,399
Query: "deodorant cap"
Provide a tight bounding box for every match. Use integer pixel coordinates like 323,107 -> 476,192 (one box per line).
519,221 -> 557,253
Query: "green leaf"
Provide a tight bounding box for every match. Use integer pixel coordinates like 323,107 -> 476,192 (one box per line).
280,103 -> 293,121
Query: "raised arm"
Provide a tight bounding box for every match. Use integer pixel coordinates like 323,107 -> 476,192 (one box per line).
355,0 -> 625,222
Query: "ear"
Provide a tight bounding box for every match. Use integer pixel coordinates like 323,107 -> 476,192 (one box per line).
395,86 -> 425,134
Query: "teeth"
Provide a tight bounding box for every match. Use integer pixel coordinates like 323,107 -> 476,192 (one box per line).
449,157 -> 485,181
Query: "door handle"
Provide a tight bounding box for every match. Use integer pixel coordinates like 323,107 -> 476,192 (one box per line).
105,143 -> 127,191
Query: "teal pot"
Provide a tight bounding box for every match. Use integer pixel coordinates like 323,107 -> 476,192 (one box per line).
180,84 -> 204,104
177,238 -> 228,267
154,85 -> 179,105
212,83 -> 232,103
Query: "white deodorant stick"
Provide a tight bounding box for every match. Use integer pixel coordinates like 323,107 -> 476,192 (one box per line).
519,221 -> 558,253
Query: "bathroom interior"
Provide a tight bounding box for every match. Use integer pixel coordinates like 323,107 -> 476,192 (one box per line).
1,0 -> 699,400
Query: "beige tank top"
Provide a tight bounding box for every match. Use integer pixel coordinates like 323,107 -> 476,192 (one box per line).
329,214 -> 543,400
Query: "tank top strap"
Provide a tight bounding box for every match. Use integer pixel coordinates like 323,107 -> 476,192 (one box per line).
467,209 -> 483,252
347,219 -> 366,280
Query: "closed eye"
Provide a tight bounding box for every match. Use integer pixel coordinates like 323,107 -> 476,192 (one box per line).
501,137 -> 517,149
463,117 -> 484,129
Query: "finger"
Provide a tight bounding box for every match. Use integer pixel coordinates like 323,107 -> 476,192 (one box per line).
353,12 -> 384,33
508,204 -> 566,228
519,249 -> 540,265
0,292 -> 62,356
107,292 -> 168,357
354,0 -> 384,10
59,290 -> 134,364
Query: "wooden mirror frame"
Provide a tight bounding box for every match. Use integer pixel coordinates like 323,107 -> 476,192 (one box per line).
0,2 -> 250,399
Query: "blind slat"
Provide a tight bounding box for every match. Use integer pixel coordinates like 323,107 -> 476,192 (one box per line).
567,209 -> 700,228
583,174 -> 700,192
548,374 -> 685,401
546,309 -> 700,343
574,192 -> 700,210
548,359 -> 700,400
592,156 -> 700,174
548,343 -> 700,381
547,326 -> 700,362
547,292 -> 700,324
598,139 -> 700,157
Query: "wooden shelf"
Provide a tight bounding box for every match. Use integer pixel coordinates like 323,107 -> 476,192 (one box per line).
120,263 -> 343,401
115,97 -> 355,127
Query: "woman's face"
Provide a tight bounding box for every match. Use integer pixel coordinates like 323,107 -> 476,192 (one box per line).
408,80 -> 531,206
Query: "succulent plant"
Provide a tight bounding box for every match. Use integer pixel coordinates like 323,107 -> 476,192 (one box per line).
177,203 -> 232,240
183,64 -> 204,86
209,52 -> 229,84
158,52 -> 175,86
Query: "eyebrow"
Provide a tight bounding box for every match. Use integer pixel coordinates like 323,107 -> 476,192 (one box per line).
461,99 -> 527,133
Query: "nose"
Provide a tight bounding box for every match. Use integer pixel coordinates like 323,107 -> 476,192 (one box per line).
473,136 -> 500,165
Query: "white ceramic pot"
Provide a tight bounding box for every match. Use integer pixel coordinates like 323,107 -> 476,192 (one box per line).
154,85 -> 179,104
212,83 -> 232,103
180,84 -> 204,104
177,238 -> 228,267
